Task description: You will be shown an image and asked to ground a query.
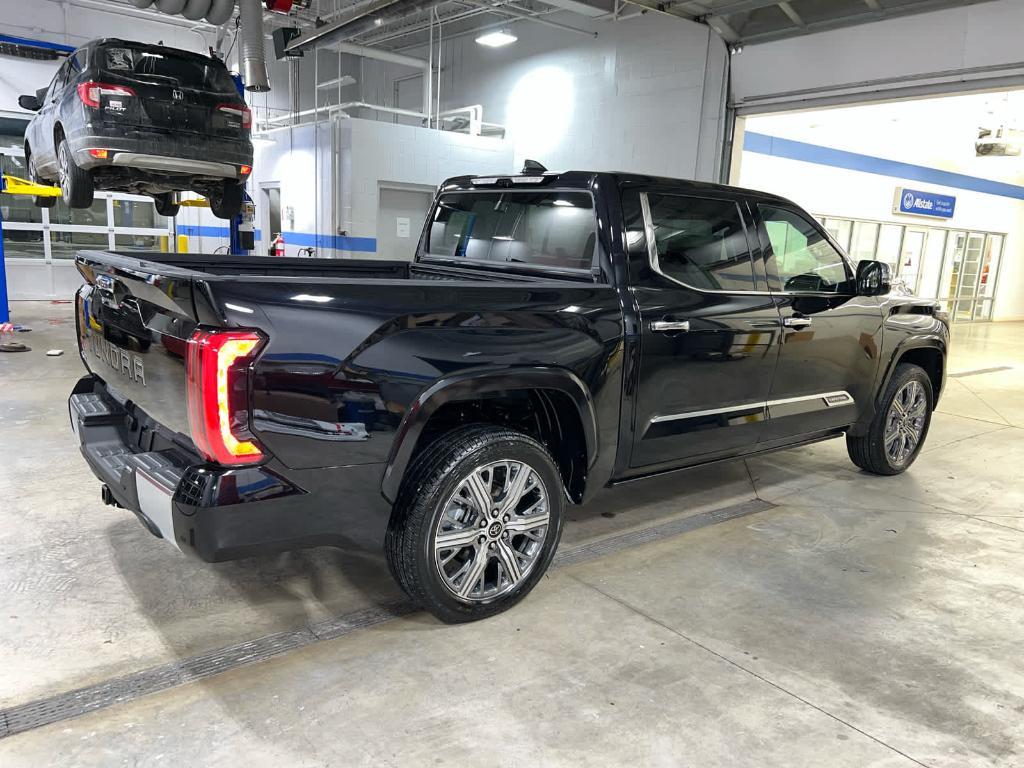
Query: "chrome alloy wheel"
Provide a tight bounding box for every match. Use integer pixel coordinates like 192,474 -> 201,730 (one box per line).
884,379 -> 927,465
58,143 -> 71,199
433,460 -> 550,603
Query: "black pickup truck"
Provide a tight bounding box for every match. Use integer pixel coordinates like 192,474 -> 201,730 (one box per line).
70,170 -> 949,622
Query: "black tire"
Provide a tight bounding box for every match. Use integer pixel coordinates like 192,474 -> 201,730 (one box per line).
57,138 -> 94,208
27,149 -> 56,208
386,425 -> 565,623
153,192 -> 180,218
208,181 -> 244,219
847,363 -> 933,475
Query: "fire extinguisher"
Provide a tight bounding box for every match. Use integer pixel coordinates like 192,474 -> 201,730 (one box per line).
270,233 -> 285,257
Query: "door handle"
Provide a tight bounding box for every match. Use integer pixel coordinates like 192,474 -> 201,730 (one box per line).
650,319 -> 690,333
783,316 -> 812,329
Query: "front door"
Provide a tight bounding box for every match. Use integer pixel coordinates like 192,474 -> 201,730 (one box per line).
627,189 -> 781,470
752,202 -> 883,442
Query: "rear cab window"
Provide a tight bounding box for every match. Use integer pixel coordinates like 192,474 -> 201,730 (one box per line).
423,190 -> 598,274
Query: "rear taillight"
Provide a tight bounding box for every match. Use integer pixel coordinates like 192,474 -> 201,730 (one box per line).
185,329 -> 266,465
77,81 -> 136,109
217,103 -> 252,130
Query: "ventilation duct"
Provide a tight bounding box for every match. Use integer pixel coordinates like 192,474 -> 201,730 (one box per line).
129,0 -> 237,27
125,0 -> 269,92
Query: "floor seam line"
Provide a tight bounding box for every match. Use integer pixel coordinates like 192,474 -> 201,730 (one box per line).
570,574 -> 934,768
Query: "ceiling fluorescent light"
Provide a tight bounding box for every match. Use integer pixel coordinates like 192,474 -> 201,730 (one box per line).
476,30 -> 517,48
316,75 -> 357,90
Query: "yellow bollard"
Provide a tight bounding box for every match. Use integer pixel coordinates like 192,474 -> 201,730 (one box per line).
158,235 -> 168,252
177,235 -> 188,253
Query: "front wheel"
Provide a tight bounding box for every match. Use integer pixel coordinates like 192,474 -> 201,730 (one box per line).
847,363 -> 933,475
386,425 -> 564,623
57,139 -> 94,208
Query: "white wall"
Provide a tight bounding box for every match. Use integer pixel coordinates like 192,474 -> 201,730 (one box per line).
344,117 -> 514,256
358,12 -> 728,180
731,0 -> 1024,112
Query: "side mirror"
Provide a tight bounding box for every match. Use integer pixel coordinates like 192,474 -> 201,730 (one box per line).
856,260 -> 892,296
18,94 -> 42,112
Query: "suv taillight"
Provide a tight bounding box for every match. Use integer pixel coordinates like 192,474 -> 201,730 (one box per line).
186,329 -> 266,465
217,103 -> 252,130
77,81 -> 136,109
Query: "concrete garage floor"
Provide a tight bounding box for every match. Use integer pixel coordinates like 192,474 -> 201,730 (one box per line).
1,301 -> 1023,767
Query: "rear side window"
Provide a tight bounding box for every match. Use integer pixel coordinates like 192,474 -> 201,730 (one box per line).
646,194 -> 756,292
759,205 -> 851,293
425,191 -> 597,272
100,46 -> 237,94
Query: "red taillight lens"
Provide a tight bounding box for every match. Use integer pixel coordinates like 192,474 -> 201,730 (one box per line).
239,164 -> 252,176
217,103 -> 252,130
77,81 -> 136,109
88,149 -> 109,159
186,329 -> 266,465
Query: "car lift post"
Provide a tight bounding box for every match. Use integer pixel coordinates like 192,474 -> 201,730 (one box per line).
0,197 -> 9,324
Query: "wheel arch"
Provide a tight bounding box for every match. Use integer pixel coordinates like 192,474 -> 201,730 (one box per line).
382,367 -> 599,505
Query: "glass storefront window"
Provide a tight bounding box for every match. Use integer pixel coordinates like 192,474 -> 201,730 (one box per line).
848,221 -> 878,264
822,218 -> 852,251
50,197 -> 109,227
49,230 -> 110,260
2,227 -> 46,259
112,198 -> 168,229
875,224 -> 903,270
114,233 -> 168,252
979,234 -> 1002,301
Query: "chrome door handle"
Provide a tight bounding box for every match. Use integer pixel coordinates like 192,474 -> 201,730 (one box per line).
783,316 -> 812,329
650,320 -> 690,333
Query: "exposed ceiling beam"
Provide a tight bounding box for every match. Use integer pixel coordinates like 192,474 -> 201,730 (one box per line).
617,0 -> 697,21
863,0 -> 882,9
776,1 -> 804,27
738,0 -> 999,45
458,0 -> 599,36
705,15 -> 741,42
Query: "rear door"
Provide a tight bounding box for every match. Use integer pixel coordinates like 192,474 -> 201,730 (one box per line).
625,186 -> 782,470
96,43 -> 243,138
751,202 -> 883,442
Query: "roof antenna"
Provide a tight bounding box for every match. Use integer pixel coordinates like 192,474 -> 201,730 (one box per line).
521,159 -> 547,174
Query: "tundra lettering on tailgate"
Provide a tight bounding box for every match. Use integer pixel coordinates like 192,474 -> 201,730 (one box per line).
89,334 -> 146,386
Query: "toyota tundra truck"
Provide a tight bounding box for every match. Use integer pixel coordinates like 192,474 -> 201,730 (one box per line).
69,170 -> 949,622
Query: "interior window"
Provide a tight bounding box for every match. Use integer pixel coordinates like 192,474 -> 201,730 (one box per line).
425,191 -> 597,271
647,194 -> 755,292
760,205 -> 851,293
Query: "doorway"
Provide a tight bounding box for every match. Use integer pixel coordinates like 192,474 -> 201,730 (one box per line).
261,184 -> 282,255
377,184 -> 434,261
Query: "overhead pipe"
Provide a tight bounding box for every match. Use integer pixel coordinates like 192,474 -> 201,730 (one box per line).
284,0 -> 451,52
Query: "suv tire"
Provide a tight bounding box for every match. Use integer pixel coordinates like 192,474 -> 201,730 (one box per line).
847,362 -> 933,475
208,181 -> 243,220
386,425 -> 564,623
27,149 -> 56,209
153,192 -> 180,218
57,139 -> 94,208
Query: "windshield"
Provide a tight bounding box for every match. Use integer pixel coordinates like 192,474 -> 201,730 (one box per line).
425,191 -> 597,272
100,45 -> 238,94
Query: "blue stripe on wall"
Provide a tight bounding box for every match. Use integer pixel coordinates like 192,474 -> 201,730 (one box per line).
0,34 -> 76,54
176,227 -> 376,253
743,131 -> 1024,202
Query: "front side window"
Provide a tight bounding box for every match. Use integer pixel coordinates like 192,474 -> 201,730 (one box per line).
647,194 -> 756,292
425,191 -> 597,272
760,205 -> 851,293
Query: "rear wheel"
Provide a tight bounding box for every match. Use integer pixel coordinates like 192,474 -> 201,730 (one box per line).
27,149 -> 56,208
207,181 -> 243,219
386,425 -> 564,623
847,363 -> 933,475
153,192 -> 180,218
57,138 -> 94,208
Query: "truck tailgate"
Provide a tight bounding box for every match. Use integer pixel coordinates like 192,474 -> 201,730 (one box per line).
75,251 -> 201,438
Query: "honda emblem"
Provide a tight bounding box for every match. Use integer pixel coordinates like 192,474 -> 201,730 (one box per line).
172,89 -> 184,101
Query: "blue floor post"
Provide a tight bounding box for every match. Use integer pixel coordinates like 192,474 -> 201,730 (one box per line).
0,204 -> 9,324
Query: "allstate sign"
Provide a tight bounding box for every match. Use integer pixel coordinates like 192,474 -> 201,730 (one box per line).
894,187 -> 956,218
